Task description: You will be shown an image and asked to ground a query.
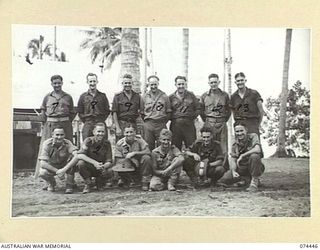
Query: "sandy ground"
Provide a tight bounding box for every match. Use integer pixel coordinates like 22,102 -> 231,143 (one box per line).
11,158 -> 310,217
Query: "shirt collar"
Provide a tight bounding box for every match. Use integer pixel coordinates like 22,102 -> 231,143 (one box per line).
51,138 -> 67,147
207,88 -> 222,95
50,90 -> 67,98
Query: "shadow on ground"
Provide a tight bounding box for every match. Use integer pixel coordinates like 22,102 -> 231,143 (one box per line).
12,158 -> 310,217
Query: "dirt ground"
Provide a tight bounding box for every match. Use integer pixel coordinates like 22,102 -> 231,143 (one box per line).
11,158 -> 310,217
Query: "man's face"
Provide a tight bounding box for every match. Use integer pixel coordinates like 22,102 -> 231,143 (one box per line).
235,76 -> 247,90
208,77 -> 220,90
175,79 -> 186,94
201,131 -> 212,146
122,78 -> 133,92
87,75 -> 98,91
234,125 -> 247,141
159,135 -> 171,149
93,125 -> 105,141
149,77 -> 159,93
52,128 -> 65,144
124,127 -> 136,142
51,78 -> 63,92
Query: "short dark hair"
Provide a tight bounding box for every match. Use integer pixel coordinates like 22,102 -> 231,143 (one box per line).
86,73 -> 98,81
52,126 -> 65,133
235,72 -> 246,79
147,75 -> 159,82
124,123 -> 137,132
200,125 -> 213,134
123,73 -> 133,80
208,73 -> 219,80
159,128 -> 172,139
94,122 -> 106,130
51,75 -> 63,82
233,121 -> 247,129
175,76 -> 187,83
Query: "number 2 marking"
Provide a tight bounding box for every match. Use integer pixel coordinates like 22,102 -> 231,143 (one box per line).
93,145 -> 102,155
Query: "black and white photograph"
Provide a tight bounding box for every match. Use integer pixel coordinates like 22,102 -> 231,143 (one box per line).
12,25 -> 310,217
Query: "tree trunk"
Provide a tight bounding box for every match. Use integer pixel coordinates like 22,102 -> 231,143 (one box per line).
182,28 -> 189,87
272,29 -> 292,158
121,28 -> 141,93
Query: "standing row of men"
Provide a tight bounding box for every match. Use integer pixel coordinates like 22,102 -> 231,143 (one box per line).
36,71 -> 265,194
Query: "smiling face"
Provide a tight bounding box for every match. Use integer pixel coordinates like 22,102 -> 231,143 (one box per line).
175,78 -> 186,94
148,77 -> 159,93
51,78 -> 63,92
93,125 -> 106,141
234,125 -> 247,141
208,76 -> 220,90
122,77 -> 133,92
201,131 -> 212,146
52,128 -> 65,144
235,75 -> 247,90
159,135 -> 171,149
124,126 -> 136,143
87,75 -> 98,91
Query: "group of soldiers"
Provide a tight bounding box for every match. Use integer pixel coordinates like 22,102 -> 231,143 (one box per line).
36,72 -> 265,194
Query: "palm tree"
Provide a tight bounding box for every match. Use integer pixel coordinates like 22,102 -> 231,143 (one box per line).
273,29 -> 293,157
27,35 -> 52,59
80,27 -> 121,72
182,28 -> 189,89
120,28 -> 141,93
27,35 -> 66,62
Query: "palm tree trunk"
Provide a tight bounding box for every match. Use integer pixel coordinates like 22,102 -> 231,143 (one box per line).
121,28 -> 141,93
39,35 -> 44,59
182,28 -> 189,86
273,29 -> 292,157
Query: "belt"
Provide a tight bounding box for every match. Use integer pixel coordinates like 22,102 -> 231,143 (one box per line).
47,117 -> 69,122
119,118 -> 137,123
84,117 -> 105,123
206,117 -> 226,123
235,117 -> 259,121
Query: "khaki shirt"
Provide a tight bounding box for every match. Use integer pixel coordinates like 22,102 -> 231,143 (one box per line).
111,91 -> 143,121
77,90 -> 110,122
78,136 -> 112,163
41,91 -> 75,118
152,145 -> 181,170
201,88 -> 230,120
169,90 -> 201,120
230,133 -> 262,158
186,138 -> 224,162
39,138 -> 77,168
230,88 -> 263,119
114,135 -> 148,158
142,89 -> 171,122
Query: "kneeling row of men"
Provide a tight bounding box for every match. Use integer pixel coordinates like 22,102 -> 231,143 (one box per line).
38,122 -> 265,194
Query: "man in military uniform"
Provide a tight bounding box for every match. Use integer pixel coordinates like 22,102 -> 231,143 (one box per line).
111,74 -> 143,141
217,123 -> 265,192
77,73 -> 110,140
150,129 -> 184,191
38,127 -> 78,194
113,124 -> 152,191
142,75 -> 171,150
200,73 -> 230,154
230,72 -> 264,136
183,126 -> 226,189
76,123 -> 113,194
169,76 -> 201,150
35,74 -> 76,178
